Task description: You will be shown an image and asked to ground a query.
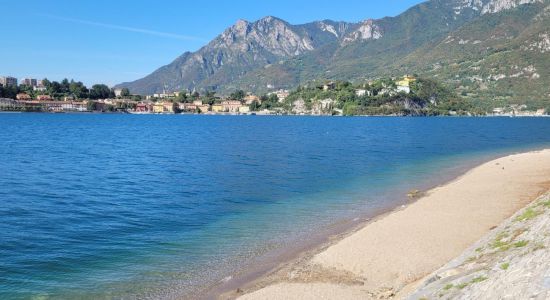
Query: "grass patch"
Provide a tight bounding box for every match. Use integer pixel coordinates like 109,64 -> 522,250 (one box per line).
471,276 -> 488,283
475,247 -> 483,252
513,240 -> 529,248
515,208 -> 542,222
500,262 -> 510,270
538,199 -> 550,208
491,232 -> 512,251
443,283 -> 454,290
495,231 -> 509,240
456,282 -> 469,289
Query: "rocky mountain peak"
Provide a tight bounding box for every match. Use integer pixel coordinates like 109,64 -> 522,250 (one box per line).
316,21 -> 351,38
233,19 -> 250,31
342,19 -> 382,44
213,15 -> 315,58
480,0 -> 545,14
453,0 -> 544,15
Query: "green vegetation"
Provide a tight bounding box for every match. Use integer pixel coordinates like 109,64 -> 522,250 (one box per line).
450,276 -> 489,291
490,229 -> 531,251
491,232 -> 512,251
120,88 -> 130,97
283,77 -> 479,116
515,208 -> 542,222
538,199 -> 550,208
456,282 -> 469,290
0,84 -> 18,99
230,90 -> 246,101
260,94 -> 280,110
0,78 -> 133,101
513,240 -> 529,248
471,276 -> 488,283
500,262 -> 510,270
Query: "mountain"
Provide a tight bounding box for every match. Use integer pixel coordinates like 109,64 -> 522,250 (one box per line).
394,0 -> 550,108
117,0 -> 549,107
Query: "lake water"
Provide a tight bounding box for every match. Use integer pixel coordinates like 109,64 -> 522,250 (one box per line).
1,114 -> 549,299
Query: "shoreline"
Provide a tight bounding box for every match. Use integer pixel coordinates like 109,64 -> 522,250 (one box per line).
206,149 -> 550,300
197,151 -> 500,299
1,110 -> 550,117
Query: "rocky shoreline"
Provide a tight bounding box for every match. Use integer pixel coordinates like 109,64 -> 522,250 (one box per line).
407,191 -> 550,300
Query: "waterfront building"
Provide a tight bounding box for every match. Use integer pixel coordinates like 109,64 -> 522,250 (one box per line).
135,103 -> 149,113
221,100 -> 242,113
197,105 -> 210,113
152,103 -> 165,113
16,93 -> 32,100
36,95 -> 53,101
162,102 -> 174,113
396,75 -> 416,94
180,103 -> 197,112
212,104 -> 223,113
22,78 -> 38,87
239,106 -> 250,114
0,76 -> 18,87
16,100 -> 87,112
274,90 -> 290,102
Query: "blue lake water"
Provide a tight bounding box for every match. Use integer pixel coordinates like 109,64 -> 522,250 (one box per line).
1,114 -> 549,299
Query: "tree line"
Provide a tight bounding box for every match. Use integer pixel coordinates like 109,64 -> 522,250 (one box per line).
0,78 -> 134,100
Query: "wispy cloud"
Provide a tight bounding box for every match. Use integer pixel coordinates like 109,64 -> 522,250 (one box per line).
36,13 -> 206,42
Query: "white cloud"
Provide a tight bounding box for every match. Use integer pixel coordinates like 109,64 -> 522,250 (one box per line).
37,13 -> 206,42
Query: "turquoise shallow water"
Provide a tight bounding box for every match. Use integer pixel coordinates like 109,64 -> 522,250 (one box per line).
0,115 -> 549,299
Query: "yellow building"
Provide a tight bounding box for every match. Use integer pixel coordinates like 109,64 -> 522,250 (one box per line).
197,105 -> 210,113
222,100 -> 242,113
239,106 -> 250,113
396,75 -> 416,87
152,103 -> 165,113
396,75 -> 416,93
212,104 -> 224,113
163,102 -> 174,113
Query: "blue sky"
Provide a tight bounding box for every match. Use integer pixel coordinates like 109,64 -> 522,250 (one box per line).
0,0 -> 424,87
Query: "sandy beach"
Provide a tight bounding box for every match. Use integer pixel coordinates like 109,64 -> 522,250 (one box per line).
220,149 -> 550,299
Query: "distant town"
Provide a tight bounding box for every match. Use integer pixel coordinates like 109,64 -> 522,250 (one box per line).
0,75 -> 548,117
0,75 -> 290,115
